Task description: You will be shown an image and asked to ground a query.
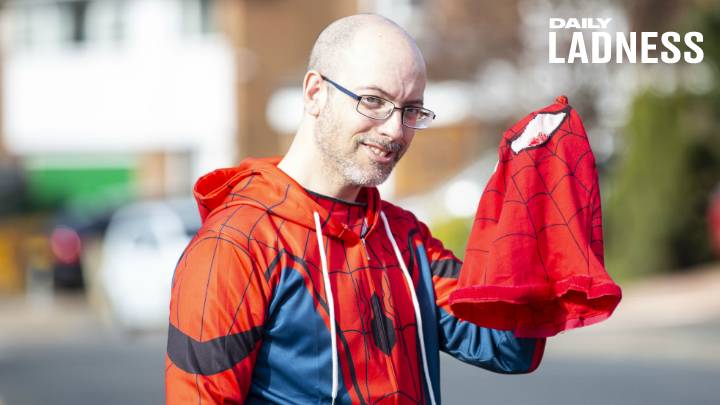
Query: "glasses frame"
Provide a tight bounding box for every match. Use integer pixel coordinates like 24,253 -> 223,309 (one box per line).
320,75 -> 436,130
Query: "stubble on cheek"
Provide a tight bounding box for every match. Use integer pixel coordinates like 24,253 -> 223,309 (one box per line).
314,106 -> 405,187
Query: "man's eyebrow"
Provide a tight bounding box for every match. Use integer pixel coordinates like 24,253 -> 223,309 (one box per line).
356,85 -> 424,106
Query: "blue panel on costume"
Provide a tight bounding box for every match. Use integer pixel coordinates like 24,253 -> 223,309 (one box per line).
248,266 -> 351,404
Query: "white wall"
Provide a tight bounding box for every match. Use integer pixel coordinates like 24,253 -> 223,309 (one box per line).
1,0 -> 236,178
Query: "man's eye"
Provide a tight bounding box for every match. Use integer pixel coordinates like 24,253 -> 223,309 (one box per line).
361,96 -> 385,108
405,107 -> 426,118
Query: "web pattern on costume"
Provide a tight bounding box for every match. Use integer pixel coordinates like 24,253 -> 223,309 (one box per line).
467,106 -> 603,287
305,196 -> 428,404
451,99 -> 623,339
169,182 -> 430,404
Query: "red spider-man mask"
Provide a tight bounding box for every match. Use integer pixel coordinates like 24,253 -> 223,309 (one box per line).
449,96 -> 622,338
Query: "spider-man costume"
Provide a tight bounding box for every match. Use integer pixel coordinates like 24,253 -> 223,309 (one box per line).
450,96 -> 622,338
165,157 -> 545,404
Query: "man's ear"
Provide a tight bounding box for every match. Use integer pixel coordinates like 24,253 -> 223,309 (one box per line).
303,70 -> 325,117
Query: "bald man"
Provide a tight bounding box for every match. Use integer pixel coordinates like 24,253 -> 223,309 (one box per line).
165,14 -> 545,404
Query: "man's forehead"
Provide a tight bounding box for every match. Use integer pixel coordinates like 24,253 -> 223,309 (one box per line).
347,63 -> 426,99
350,30 -> 424,68
339,51 -> 426,100
355,83 -> 425,105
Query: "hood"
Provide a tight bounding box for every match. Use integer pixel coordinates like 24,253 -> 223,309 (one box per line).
193,157 -> 381,244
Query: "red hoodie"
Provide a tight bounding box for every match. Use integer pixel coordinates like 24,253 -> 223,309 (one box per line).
165,157 -> 545,404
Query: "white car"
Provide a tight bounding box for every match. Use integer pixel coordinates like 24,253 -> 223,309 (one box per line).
99,199 -> 200,331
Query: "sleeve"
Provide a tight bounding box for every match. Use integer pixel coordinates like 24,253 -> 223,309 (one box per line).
417,220 -> 546,374
165,230 -> 271,404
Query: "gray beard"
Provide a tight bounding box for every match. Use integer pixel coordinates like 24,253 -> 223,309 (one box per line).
314,110 -> 401,188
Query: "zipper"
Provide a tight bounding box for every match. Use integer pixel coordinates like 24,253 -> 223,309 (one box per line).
360,237 -> 370,261
360,218 -> 370,261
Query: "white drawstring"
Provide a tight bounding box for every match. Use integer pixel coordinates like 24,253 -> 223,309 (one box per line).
380,211 -> 437,405
314,212 -> 338,405
313,210 -> 436,405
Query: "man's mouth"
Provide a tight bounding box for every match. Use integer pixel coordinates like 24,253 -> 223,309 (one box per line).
363,142 -> 393,159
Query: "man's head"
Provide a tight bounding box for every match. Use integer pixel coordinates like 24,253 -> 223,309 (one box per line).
302,14 -> 428,189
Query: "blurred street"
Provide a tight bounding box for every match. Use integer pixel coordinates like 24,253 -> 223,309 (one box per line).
1,266 -> 718,405
1,2 -> 719,404
442,266 -> 720,405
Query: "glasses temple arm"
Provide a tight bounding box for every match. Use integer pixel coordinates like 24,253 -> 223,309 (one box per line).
321,75 -> 361,101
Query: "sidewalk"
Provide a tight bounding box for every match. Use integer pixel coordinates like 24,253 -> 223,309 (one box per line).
548,263 -> 720,367
0,293 -> 111,347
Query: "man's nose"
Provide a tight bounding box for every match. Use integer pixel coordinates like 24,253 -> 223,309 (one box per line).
378,108 -> 405,140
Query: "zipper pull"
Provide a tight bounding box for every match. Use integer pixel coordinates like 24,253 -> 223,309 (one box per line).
361,237 -> 370,262
360,218 -> 370,261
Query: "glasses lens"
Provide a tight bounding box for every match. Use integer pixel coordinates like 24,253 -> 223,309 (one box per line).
403,107 -> 435,129
357,96 -> 393,119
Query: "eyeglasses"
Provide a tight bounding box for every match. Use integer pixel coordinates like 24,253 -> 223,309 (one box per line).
321,75 -> 436,130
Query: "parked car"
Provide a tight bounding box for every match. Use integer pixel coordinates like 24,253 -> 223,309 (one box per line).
48,205 -> 117,290
99,198 -> 200,331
